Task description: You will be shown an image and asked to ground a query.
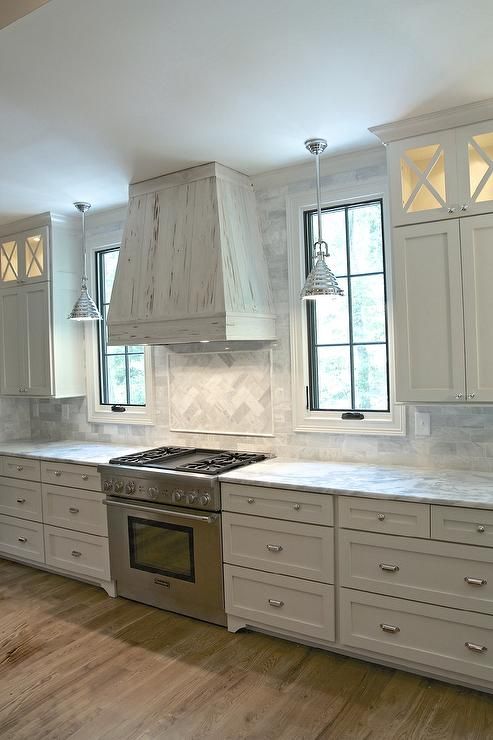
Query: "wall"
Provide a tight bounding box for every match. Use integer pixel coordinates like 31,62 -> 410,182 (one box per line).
28,149 -> 493,472
0,398 -> 30,442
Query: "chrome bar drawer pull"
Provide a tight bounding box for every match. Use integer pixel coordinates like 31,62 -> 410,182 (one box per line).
16,465 -> 23,471
465,642 -> 487,654
266,544 -> 283,553
154,578 -> 170,588
477,525 -> 486,533
54,470 -> 62,477
268,599 -> 284,608
380,623 -> 400,634
379,563 -> 400,573
465,577 -> 487,586
82,474 -> 89,481
17,536 -> 27,543
293,504 -> 301,511
71,550 -> 82,558
69,507 -> 80,514
377,513 -> 386,521
16,498 -> 26,504
247,498 -> 255,504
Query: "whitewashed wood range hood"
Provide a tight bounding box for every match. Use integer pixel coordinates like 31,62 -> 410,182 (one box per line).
107,162 -> 276,345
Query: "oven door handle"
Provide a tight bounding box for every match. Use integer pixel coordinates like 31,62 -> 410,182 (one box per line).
103,498 -> 217,523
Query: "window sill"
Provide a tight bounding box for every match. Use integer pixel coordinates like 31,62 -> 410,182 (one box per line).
294,406 -> 406,436
87,407 -> 154,426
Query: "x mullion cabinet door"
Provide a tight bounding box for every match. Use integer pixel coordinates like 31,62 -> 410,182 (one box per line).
456,121 -> 493,217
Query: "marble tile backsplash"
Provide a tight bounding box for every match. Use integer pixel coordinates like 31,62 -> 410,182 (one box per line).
26,153 -> 493,472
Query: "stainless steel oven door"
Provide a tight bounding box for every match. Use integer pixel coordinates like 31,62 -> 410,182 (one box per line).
105,498 -> 225,626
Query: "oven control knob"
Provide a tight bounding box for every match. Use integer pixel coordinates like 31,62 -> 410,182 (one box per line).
173,489 -> 184,503
114,480 -> 124,494
103,480 -> 113,492
198,493 -> 211,507
125,481 -> 136,495
186,492 -> 198,504
148,486 -> 159,499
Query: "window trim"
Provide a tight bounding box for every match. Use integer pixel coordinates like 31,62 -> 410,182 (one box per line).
287,182 -> 405,436
84,239 -> 155,426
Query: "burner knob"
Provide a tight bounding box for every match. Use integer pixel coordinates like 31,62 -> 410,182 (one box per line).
103,480 -> 113,492
173,489 -> 184,503
125,481 -> 136,495
114,480 -> 124,494
198,493 -> 211,507
186,492 -> 198,504
148,486 -> 159,499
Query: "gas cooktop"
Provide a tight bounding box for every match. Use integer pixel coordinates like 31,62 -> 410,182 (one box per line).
108,446 -> 266,475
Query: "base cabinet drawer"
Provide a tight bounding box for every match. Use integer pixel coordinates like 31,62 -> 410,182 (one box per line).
1,456 -> 41,482
338,496 -> 430,537
225,564 -> 335,642
41,461 -> 101,492
340,588 -> 493,683
221,483 -> 333,525
223,512 -> 334,583
0,514 -> 44,563
42,484 -> 108,536
339,530 -> 493,614
0,476 -> 42,522
432,505 -> 493,547
44,525 -> 110,581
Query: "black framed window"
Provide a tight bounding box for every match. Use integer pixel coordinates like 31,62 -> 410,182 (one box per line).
95,247 -> 146,407
304,199 -> 390,413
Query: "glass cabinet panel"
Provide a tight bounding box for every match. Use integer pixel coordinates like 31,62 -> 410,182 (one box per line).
0,239 -> 19,283
400,144 -> 447,213
24,233 -> 45,279
467,132 -> 493,203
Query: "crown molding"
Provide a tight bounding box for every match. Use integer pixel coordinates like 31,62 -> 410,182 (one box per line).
251,146 -> 385,191
370,98 -> 493,144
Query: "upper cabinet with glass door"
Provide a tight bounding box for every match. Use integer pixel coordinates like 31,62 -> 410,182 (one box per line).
388,131 -> 459,226
456,121 -> 493,216
0,226 -> 49,287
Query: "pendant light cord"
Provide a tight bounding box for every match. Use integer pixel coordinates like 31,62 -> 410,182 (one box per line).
81,207 -> 87,287
315,151 -> 323,248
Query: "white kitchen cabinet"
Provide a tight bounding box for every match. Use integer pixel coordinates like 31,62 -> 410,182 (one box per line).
0,212 -> 85,398
0,226 -> 49,287
387,119 -> 493,226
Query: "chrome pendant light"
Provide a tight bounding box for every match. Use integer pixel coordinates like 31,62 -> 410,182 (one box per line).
68,202 -> 102,321
300,139 -> 343,300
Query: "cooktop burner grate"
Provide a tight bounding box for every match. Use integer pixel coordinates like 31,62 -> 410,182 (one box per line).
174,452 -> 266,475
109,446 -> 191,466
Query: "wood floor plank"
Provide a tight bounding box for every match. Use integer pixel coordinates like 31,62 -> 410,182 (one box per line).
1,557 -> 493,740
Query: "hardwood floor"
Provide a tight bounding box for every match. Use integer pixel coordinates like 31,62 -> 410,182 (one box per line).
1,558 -> 493,740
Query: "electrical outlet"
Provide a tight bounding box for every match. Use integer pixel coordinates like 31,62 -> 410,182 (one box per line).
415,411 -> 430,437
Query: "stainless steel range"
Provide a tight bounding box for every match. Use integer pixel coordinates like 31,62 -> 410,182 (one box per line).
99,446 -> 266,626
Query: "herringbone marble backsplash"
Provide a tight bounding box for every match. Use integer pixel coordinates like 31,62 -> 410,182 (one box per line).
26,154 -> 493,472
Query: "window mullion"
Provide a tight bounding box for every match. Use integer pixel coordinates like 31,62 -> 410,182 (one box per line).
344,206 -> 356,410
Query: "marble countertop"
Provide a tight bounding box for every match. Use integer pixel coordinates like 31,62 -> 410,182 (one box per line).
0,440 -> 146,466
220,458 -> 493,509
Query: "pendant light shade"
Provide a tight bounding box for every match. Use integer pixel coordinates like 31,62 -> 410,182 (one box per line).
68,202 -> 102,321
300,139 -> 343,300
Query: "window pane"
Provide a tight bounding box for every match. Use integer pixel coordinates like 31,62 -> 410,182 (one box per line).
315,278 -> 349,344
127,344 -> 145,354
103,250 -> 119,301
128,354 -> 146,405
354,344 -> 388,410
311,209 -> 347,277
351,274 -> 386,343
106,354 -> 127,404
348,203 -> 383,274
317,346 -> 351,409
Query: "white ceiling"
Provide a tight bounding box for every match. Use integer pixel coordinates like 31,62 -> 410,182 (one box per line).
1,0 -> 493,224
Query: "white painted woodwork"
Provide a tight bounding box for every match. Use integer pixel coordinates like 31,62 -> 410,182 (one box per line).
339,529 -> 493,614
42,484 -> 108,537
224,564 -> 335,642
0,513 -> 44,564
388,131 -> 458,226
0,213 -> 84,398
338,496 -> 430,538
222,512 -> 334,583
339,588 -> 493,684
221,482 -> 333,525
1,456 -> 41,482
432,505 -> 493,548
460,214 -> 493,402
107,162 -> 275,345
0,477 -> 42,522
41,461 -> 101,492
392,221 -> 466,402
44,524 -> 110,581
